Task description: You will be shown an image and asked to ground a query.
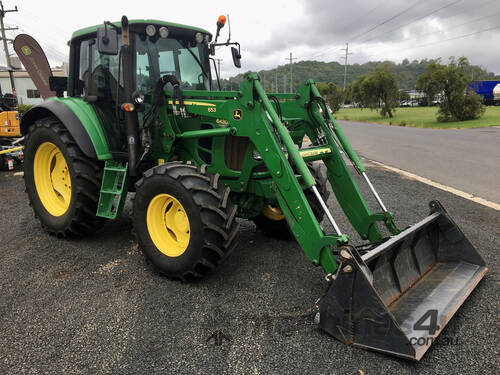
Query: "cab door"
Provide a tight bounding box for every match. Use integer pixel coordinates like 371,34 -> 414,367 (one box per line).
77,38 -> 127,155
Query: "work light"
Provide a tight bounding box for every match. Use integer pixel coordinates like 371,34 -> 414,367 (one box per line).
145,24 -> 156,37
159,26 -> 169,38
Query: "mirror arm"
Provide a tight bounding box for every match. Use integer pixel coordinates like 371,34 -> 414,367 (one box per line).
102,21 -> 120,45
226,14 -> 231,44
210,41 -> 239,50
104,21 -> 120,31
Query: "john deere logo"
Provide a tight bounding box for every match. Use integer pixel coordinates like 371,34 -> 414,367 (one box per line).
21,46 -> 32,56
233,109 -> 242,120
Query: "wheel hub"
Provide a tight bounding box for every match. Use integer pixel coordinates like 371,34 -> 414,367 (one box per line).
262,204 -> 285,221
147,194 -> 191,257
33,142 -> 71,217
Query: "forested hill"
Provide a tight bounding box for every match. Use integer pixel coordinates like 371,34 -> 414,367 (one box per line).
220,58 -> 498,92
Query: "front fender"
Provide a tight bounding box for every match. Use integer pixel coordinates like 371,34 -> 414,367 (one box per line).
20,97 -> 112,160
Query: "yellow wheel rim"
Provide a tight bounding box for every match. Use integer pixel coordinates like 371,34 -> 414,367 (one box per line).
147,194 -> 191,257
33,142 -> 71,217
262,204 -> 285,221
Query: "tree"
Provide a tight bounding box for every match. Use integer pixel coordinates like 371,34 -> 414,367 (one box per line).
350,64 -> 399,117
343,83 -> 353,104
223,58 -> 496,92
316,82 -> 344,112
416,57 -> 485,122
416,60 -> 445,104
398,90 -> 411,102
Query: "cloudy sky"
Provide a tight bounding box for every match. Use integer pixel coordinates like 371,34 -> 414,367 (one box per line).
5,0 -> 500,78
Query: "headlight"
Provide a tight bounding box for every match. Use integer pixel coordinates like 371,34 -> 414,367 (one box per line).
159,26 -> 169,38
146,25 -> 156,37
195,32 -> 204,44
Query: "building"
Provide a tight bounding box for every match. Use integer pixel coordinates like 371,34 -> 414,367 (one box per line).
405,90 -> 425,101
0,65 -> 68,105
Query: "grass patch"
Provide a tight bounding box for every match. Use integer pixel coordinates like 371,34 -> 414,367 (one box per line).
335,106 -> 500,129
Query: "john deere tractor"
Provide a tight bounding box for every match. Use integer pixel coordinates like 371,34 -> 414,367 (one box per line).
18,16 -> 487,360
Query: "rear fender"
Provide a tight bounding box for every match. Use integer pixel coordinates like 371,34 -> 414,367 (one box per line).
20,97 -> 112,160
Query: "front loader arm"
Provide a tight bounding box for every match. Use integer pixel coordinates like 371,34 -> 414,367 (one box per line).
307,82 -> 399,237
236,74 -> 343,274
236,74 -> 397,273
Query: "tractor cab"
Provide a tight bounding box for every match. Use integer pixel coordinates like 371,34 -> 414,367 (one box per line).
69,20 -> 213,97
66,20 -> 214,156
66,18 -> 240,163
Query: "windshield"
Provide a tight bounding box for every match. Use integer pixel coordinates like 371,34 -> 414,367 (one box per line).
135,34 -> 210,94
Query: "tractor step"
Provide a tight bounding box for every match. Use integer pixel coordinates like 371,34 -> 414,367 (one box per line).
96,161 -> 129,219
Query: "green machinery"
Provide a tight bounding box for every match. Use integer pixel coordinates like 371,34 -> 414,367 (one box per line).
19,16 -> 487,360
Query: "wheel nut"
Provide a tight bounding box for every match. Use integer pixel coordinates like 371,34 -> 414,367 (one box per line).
343,265 -> 353,273
340,249 -> 351,259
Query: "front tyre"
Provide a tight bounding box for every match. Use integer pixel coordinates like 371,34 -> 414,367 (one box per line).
133,162 -> 240,280
23,116 -> 105,236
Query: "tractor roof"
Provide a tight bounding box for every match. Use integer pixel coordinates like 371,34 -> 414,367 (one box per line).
71,19 -> 211,40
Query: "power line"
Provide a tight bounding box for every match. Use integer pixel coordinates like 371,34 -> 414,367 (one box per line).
388,24 -> 500,53
11,19 -> 68,62
297,0 -> 497,63
300,0 -> 423,61
297,4 -> 383,61
378,9 -> 500,49
360,0 -> 464,44
300,44 -> 343,61
349,0 -> 425,41
360,0 -> 499,45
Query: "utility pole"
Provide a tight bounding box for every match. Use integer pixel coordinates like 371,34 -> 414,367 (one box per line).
283,74 -> 286,94
0,1 -> 18,96
341,43 -> 352,90
216,58 -> 223,79
284,52 -> 297,93
275,71 -> 278,93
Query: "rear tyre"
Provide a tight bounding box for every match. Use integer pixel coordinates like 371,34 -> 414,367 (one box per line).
133,162 -> 240,280
23,116 -> 105,237
252,163 -> 330,240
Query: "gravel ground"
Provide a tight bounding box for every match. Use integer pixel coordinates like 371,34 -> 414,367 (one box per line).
0,162 -> 498,375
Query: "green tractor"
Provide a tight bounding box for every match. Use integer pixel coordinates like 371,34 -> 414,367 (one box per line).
18,16 -> 487,360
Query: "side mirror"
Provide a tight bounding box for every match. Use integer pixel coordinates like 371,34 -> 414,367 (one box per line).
49,76 -> 67,97
97,27 -> 118,55
231,46 -> 241,68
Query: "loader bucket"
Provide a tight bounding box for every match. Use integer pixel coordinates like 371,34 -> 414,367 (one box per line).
318,201 -> 487,360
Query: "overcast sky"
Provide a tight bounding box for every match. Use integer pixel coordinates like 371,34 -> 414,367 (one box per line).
5,0 -> 500,78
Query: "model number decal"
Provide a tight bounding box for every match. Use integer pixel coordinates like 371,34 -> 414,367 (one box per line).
216,118 -> 229,125
208,107 -> 217,113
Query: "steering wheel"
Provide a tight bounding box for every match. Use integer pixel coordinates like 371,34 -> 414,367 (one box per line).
160,70 -> 177,76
